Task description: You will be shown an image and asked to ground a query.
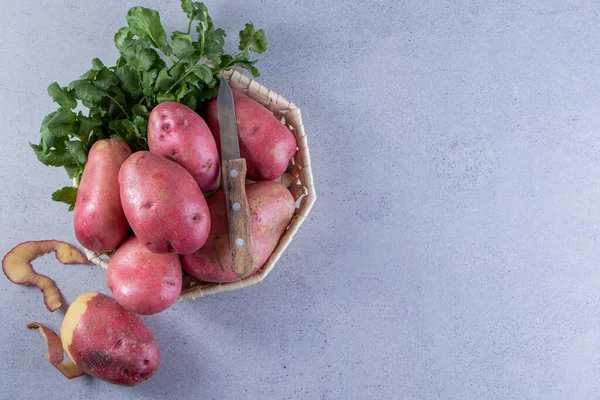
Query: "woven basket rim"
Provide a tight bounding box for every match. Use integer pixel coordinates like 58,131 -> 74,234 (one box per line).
76,69 -> 316,300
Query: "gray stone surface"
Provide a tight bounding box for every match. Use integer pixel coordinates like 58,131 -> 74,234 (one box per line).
2,0 -> 600,398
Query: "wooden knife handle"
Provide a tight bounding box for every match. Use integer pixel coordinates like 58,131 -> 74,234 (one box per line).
222,158 -> 254,278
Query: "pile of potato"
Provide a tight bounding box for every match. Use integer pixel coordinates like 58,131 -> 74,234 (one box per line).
77,87 -> 298,314
3,87 -> 298,386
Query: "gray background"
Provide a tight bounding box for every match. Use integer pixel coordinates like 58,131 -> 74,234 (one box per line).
1,0 -> 599,399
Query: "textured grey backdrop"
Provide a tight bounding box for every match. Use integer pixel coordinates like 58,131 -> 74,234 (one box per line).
2,0 -> 600,399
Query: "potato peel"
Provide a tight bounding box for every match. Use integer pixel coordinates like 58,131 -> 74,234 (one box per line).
26,322 -> 85,379
2,240 -> 88,311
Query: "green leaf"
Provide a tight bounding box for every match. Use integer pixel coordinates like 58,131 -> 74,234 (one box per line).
181,92 -> 197,110
115,26 -> 159,71
133,115 -> 148,135
114,27 -> 133,50
186,73 -> 200,86
231,50 -> 260,77
132,104 -> 150,118
92,58 -> 104,70
175,83 -> 189,101
130,48 -> 157,71
203,39 -> 223,64
237,61 -> 260,77
195,85 -> 218,102
126,6 -> 171,54
171,31 -> 192,42
47,82 -> 77,109
65,140 -> 87,165
183,1 -> 209,22
64,164 -> 81,179
120,41 -> 157,71
154,67 -> 174,91
152,55 -> 167,71
172,38 -> 196,60
93,68 -> 119,90
115,56 -> 127,69
191,64 -> 212,83
47,108 -> 76,129
51,186 -> 78,212
219,54 -> 233,69
41,109 -> 77,148
210,27 -> 226,46
121,119 -> 137,136
239,23 -> 267,54
169,63 -> 187,80
109,119 -> 127,137
142,69 -> 158,96
180,0 -> 195,17
110,86 -> 127,106
30,143 -> 74,167
77,113 -> 102,138
197,23 -> 225,63
157,93 -> 177,103
115,65 -> 142,98
68,79 -> 106,107
80,69 -> 97,80
39,113 -> 62,150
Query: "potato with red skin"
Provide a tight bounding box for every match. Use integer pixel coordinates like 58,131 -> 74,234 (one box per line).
181,181 -> 295,282
148,102 -> 220,192
119,151 -> 210,254
74,139 -> 132,252
206,88 -> 297,181
107,235 -> 182,315
60,292 -> 160,386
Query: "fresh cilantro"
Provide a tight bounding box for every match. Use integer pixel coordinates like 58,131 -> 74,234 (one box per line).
47,82 -> 77,109
239,23 -> 267,54
126,7 -> 172,56
64,164 -> 81,180
51,187 -> 78,211
91,58 -> 104,70
32,3 -> 268,210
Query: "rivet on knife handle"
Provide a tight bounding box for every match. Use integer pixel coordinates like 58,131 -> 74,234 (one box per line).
222,158 -> 254,277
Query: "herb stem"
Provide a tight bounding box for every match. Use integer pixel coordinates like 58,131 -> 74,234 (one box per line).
166,69 -> 193,93
106,94 -> 129,118
187,18 -> 193,35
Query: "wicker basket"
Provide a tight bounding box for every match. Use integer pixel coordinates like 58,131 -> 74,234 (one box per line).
77,69 -> 316,300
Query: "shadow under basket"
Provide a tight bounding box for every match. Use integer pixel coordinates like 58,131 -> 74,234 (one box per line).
76,69 -> 316,300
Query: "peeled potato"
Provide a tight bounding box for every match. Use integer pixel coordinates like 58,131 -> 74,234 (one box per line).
27,292 -> 161,386
60,292 -> 160,386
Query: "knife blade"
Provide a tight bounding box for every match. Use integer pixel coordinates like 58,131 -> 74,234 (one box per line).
217,78 -> 241,161
217,77 -> 254,278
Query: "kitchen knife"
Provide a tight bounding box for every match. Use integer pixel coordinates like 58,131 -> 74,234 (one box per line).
217,77 -> 254,278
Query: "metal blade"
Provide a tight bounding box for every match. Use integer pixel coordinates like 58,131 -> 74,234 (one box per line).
217,77 -> 240,161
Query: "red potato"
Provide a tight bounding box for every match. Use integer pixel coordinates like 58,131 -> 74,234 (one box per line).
148,102 -> 220,192
107,236 -> 182,315
119,151 -> 211,254
206,88 -> 297,181
2,240 -> 87,311
60,292 -> 160,386
74,139 -> 132,252
181,181 -> 295,282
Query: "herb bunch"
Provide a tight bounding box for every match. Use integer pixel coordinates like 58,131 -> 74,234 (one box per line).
30,1 -> 267,209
